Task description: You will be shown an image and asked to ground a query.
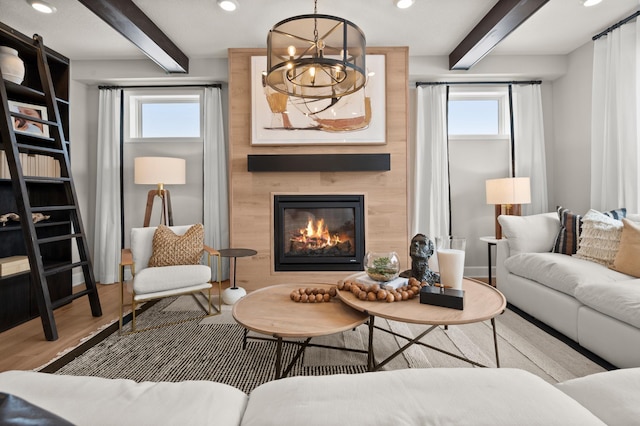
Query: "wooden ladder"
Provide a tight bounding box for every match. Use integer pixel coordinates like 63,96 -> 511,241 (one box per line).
0,34 -> 101,341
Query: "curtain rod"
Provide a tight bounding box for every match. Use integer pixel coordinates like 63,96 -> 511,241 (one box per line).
98,83 -> 222,89
593,10 -> 640,41
415,80 -> 541,87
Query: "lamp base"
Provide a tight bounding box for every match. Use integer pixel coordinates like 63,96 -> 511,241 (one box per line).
143,189 -> 173,227
494,203 -> 522,239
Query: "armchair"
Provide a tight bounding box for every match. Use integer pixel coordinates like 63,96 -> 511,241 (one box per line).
119,224 -> 222,333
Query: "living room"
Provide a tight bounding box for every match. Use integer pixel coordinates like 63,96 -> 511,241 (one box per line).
1,1 -> 640,424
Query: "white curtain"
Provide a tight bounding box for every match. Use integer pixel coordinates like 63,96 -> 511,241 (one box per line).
411,85 -> 450,241
512,84 -> 548,215
93,88 -> 122,284
203,87 -> 230,280
591,18 -> 640,212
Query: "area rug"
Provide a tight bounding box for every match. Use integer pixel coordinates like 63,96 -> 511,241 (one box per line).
39,294 -> 609,394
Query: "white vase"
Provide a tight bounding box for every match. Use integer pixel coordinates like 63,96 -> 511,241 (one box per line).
0,46 -> 25,84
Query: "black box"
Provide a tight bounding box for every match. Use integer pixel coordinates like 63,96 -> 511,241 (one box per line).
419,286 -> 465,310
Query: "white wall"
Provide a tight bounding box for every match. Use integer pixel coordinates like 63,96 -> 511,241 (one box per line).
550,42 -> 594,214
68,52 -> 591,282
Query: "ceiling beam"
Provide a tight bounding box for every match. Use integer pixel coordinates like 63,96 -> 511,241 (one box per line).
77,0 -> 188,73
449,0 -> 549,70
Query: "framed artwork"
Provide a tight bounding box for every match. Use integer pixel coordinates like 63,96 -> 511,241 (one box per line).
251,55 -> 386,146
8,100 -> 49,137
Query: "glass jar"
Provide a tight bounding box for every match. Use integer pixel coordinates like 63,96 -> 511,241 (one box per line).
364,251 -> 400,282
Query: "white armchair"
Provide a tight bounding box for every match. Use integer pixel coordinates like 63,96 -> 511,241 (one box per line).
119,224 -> 222,333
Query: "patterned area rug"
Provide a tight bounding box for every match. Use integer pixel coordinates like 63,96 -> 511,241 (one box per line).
40,294 -> 609,394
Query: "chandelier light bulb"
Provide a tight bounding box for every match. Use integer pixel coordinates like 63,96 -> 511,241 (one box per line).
287,45 -> 296,57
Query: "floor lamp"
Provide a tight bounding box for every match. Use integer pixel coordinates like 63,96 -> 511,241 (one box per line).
134,157 -> 186,227
486,177 -> 531,239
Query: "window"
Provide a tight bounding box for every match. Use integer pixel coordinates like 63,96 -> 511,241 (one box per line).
124,89 -> 203,142
447,88 -> 510,139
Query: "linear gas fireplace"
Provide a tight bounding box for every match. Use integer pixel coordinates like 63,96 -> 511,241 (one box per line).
273,194 -> 365,271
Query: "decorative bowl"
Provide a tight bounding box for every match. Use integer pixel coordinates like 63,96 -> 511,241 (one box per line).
364,251 -> 400,282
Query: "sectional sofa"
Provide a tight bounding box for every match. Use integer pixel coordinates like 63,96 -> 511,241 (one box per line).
1,367 -> 640,425
496,211 -> 640,368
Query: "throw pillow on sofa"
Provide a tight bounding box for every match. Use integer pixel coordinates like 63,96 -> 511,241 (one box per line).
552,206 -> 626,255
574,209 -> 623,266
611,219 -> 640,277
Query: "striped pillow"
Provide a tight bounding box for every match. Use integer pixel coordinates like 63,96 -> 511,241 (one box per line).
552,206 -> 627,255
553,207 -> 582,255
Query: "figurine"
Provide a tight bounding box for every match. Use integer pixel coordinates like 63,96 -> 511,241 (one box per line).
400,233 -> 439,285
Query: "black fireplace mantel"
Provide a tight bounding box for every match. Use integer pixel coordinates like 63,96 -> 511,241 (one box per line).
248,154 -> 390,172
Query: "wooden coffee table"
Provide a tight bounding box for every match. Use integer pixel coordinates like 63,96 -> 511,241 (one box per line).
232,283 -> 368,379
337,274 -> 506,370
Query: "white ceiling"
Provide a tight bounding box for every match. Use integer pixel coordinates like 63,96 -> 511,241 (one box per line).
1,0 -> 638,64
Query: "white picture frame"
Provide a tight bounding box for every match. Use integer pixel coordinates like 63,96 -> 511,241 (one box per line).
251,55 -> 386,146
8,100 -> 49,138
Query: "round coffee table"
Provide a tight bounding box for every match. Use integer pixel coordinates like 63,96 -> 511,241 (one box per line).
337,273 -> 506,370
232,283 -> 368,379
219,248 -> 257,305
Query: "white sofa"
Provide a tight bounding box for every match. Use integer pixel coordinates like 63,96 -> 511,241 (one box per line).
1,368 -> 640,425
496,212 -> 640,368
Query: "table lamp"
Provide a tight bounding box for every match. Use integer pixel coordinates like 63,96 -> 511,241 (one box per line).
134,157 -> 186,227
486,177 -> 531,239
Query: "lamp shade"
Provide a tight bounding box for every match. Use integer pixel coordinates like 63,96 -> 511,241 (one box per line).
485,177 -> 531,205
134,157 -> 186,185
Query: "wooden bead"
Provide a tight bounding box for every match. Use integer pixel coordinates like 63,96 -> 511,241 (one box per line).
323,293 -> 331,302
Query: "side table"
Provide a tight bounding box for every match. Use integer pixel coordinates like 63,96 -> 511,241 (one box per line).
479,236 -> 501,287
220,248 -> 257,305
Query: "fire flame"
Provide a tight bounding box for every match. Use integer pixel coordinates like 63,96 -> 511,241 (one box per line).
292,218 -> 342,249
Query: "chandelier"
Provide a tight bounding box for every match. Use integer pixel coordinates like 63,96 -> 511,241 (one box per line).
266,0 -> 366,99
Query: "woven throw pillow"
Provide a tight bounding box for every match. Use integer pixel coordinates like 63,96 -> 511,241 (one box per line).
574,210 -> 623,266
148,224 -> 204,267
611,219 -> 640,277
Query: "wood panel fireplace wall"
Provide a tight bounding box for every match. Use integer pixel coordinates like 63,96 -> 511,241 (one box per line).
228,47 -> 409,292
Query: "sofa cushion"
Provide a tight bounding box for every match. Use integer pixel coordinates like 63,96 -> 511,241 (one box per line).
498,212 -> 559,255
574,209 -> 623,267
611,218 -> 640,278
0,371 -> 248,426
133,264 -> 211,295
241,368 -> 604,426
556,368 -> 640,426
504,252 -> 632,296
574,279 -> 640,328
553,207 -> 583,255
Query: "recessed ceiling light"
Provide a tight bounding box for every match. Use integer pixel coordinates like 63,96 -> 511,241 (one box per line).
581,0 -> 603,6
394,0 -> 415,9
26,0 -> 57,14
217,0 -> 238,12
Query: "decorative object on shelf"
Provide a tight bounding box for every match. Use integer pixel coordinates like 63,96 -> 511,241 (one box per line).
486,177 -> 531,239
338,276 -> 427,303
0,255 -> 30,277
134,157 -> 186,227
364,251 -> 400,282
0,46 -> 25,84
265,0 -> 366,100
0,212 -> 50,226
400,234 -> 439,285
290,286 -> 337,303
7,100 -> 49,137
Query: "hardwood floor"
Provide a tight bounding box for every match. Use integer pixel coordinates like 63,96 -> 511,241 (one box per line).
0,281 -> 228,372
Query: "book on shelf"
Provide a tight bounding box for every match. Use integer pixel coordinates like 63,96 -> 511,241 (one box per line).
0,256 -> 30,277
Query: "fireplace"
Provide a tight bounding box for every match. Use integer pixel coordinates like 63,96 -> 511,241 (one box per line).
273,194 -> 365,271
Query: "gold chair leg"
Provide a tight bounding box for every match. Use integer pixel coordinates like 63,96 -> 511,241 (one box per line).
131,295 -> 137,332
